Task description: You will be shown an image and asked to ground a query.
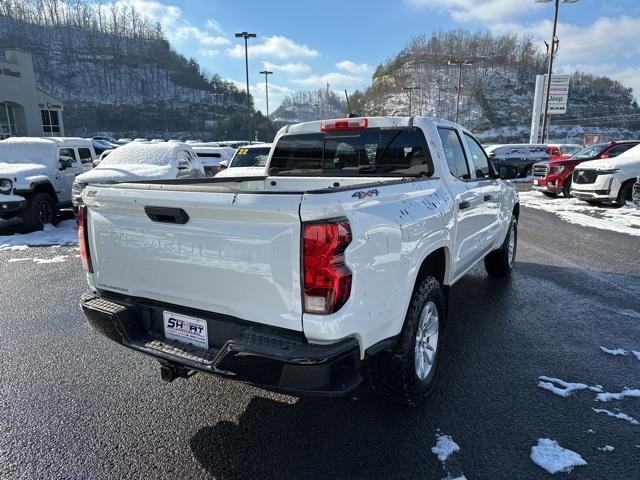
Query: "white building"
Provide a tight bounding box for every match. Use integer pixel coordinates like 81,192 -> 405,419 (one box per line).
0,48 -> 64,139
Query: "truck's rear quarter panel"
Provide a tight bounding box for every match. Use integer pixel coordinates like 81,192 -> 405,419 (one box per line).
85,186 -> 304,332
300,179 -> 453,351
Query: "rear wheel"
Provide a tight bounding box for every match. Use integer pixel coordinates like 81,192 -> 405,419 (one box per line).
484,215 -> 517,277
367,276 -> 445,406
23,192 -> 57,230
616,181 -> 633,207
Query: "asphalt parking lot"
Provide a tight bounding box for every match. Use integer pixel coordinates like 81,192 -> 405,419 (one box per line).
1,203 -> 639,479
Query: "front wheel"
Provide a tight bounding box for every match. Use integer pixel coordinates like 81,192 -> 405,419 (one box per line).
616,181 -> 633,207
562,178 -> 573,198
367,276 -> 446,406
23,192 -> 57,230
484,215 -> 517,277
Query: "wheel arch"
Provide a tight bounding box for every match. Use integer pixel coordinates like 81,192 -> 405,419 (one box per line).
414,247 -> 449,293
29,181 -> 59,204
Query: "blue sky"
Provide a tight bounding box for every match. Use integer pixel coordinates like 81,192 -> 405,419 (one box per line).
128,0 -> 640,112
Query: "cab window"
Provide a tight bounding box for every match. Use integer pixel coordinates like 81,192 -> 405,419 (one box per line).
59,148 -> 77,162
437,127 -> 470,180
463,132 -> 492,179
78,148 -> 93,164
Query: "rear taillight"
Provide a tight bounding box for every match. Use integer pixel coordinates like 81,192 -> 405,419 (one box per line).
78,206 -> 93,273
303,221 -> 352,315
320,117 -> 368,132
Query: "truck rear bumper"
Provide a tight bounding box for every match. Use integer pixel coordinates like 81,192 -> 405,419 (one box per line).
81,293 -> 362,396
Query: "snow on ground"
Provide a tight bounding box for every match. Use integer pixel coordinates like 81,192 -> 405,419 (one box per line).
600,346 -> 630,356
537,376 -> 602,397
598,445 -> 615,452
634,351 -> 640,362
431,434 -> 460,462
596,389 -> 640,402
518,191 -> 640,236
530,438 -> 587,474
592,408 -> 640,426
0,220 -> 78,250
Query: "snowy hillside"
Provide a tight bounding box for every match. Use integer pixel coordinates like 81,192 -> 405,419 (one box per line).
358,31 -> 640,143
0,8 -> 248,137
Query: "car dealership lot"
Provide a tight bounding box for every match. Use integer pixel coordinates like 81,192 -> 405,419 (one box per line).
1,203 -> 639,479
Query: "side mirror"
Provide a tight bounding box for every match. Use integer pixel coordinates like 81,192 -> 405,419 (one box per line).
59,158 -> 72,170
177,160 -> 190,170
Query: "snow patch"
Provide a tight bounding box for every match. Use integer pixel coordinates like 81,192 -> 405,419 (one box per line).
593,408 -> 640,425
33,255 -> 68,264
519,191 -> 640,236
530,438 -> 587,474
537,376 -> 602,397
632,351 -> 640,362
431,434 -> 460,462
596,389 -> 640,402
600,346 -> 629,356
0,220 -> 78,249
598,445 -> 615,452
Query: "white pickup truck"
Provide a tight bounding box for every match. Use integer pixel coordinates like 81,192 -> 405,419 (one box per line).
79,116 -> 519,405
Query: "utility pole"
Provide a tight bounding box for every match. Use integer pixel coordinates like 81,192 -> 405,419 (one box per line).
402,86 -> 420,116
259,69 -> 273,120
235,31 -> 256,142
536,0 -> 578,143
448,59 -> 474,123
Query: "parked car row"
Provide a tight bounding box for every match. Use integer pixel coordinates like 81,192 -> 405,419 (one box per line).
484,143 -> 582,179
0,135 -> 276,230
531,141 -> 640,206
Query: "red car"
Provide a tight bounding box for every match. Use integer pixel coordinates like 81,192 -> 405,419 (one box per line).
533,141 -> 640,197
546,144 -> 582,161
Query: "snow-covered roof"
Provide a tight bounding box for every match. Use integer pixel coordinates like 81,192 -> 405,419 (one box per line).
0,137 -> 58,165
94,141 -> 192,168
76,142 -> 201,184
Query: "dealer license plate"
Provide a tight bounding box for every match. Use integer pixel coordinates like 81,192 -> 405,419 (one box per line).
533,179 -> 539,185
163,311 -> 209,350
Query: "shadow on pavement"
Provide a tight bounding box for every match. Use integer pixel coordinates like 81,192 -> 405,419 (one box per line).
189,263 -> 640,480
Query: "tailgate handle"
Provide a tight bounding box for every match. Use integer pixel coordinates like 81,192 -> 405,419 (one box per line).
144,206 -> 189,224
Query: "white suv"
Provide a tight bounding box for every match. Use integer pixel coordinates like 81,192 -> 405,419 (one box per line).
0,137 -> 95,229
571,144 -> 640,206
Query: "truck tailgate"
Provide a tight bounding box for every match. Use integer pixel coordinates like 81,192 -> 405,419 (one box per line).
84,186 -> 304,332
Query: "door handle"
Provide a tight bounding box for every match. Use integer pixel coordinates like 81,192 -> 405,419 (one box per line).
144,206 -> 189,224
484,194 -> 492,201
459,200 -> 470,210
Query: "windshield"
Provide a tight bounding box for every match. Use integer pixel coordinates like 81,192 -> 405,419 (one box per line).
230,147 -> 270,167
562,146 -> 581,155
268,128 -> 434,177
572,144 -> 608,159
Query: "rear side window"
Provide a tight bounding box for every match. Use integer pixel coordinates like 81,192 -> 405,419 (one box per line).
196,153 -> 221,158
463,133 -> 491,179
269,128 -> 433,177
437,128 -> 470,180
78,148 -> 93,164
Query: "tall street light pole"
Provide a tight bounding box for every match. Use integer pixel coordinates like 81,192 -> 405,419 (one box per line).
235,31 -> 256,142
536,0 -> 578,143
402,86 -> 420,116
448,59 -> 474,123
259,70 -> 273,120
